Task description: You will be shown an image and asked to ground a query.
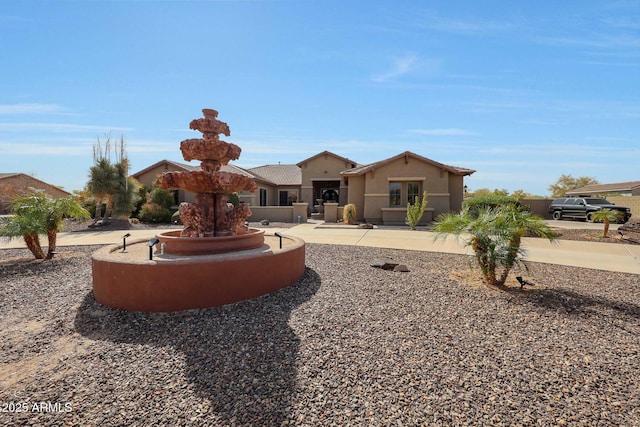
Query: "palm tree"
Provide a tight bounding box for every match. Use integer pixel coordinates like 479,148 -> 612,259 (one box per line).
0,190 -> 89,259
43,196 -> 90,258
434,204 -> 558,288
0,195 -> 47,259
592,209 -> 623,238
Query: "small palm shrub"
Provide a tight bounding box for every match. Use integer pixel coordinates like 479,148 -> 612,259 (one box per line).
343,204 -> 357,224
405,191 -> 428,230
435,204 -> 557,288
0,190 -> 89,259
592,209 -> 623,238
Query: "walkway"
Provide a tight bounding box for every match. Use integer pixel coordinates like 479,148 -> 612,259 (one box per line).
1,222 -> 639,274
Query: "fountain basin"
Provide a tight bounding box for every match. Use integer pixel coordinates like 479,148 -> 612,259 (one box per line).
157,228 -> 265,255
92,234 -> 306,312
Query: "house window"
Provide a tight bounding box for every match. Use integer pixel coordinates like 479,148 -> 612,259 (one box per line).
259,188 -> 267,206
277,190 -> 298,206
389,182 -> 401,206
407,182 -> 420,205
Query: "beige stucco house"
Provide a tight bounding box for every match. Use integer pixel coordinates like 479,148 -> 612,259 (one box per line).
0,173 -> 71,214
341,151 -> 474,224
297,151 -> 359,208
131,150 -> 474,224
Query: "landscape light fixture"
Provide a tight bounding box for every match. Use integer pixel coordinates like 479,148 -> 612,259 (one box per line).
147,238 -> 160,260
122,233 -> 131,252
274,232 -> 283,249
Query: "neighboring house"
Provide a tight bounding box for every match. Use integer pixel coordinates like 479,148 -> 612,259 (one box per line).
0,173 -> 71,214
566,181 -> 640,197
131,160 -> 275,207
131,150 -> 475,224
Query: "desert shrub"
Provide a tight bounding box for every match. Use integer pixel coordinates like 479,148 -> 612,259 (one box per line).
405,191 -> 428,230
463,195 -> 524,218
150,186 -> 175,209
343,204 -> 357,224
227,192 -> 240,207
138,202 -> 173,223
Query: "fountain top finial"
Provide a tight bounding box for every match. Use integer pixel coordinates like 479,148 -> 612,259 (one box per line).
189,108 -> 231,139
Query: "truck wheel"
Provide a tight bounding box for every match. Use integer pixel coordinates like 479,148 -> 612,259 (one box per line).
552,210 -> 562,220
586,213 -> 594,222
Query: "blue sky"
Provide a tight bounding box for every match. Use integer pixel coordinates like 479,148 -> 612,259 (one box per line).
1,0 -> 638,196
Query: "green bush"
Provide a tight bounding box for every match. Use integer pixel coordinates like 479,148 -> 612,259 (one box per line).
138,202 -> 173,223
227,192 -> 240,207
150,186 -> 175,209
463,195 -> 524,218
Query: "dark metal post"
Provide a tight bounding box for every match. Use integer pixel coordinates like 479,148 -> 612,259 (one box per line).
147,238 -> 160,260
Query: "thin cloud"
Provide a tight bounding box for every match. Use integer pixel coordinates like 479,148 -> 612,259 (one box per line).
371,53 -> 418,83
0,122 -> 133,133
535,34 -> 640,50
417,13 -> 515,34
407,128 -> 480,136
0,142 -> 88,156
0,103 -> 68,115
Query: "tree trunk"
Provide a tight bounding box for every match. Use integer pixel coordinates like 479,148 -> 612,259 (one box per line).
603,219 -> 610,238
46,229 -> 57,259
95,199 -> 103,220
498,236 -> 521,286
23,233 -> 45,259
103,196 -> 113,221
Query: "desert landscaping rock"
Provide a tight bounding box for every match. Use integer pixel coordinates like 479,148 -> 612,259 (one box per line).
1,243 -> 639,426
370,258 -> 399,270
393,264 -> 410,272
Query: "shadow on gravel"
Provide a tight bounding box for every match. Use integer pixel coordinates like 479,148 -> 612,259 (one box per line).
518,288 -> 640,320
74,267 -> 321,425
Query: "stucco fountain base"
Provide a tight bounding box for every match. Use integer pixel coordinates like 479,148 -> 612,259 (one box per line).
92,234 -> 306,312
156,228 -> 265,255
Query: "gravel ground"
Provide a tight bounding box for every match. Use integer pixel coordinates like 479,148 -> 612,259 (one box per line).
1,243 -> 639,426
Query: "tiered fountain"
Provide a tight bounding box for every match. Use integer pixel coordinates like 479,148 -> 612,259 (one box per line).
92,108 -> 306,312
155,108 -> 264,254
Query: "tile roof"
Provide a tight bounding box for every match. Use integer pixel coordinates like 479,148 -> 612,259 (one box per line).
248,164 -> 302,186
566,181 -> 640,194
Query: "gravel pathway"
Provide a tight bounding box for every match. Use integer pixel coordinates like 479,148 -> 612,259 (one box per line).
1,244 -> 639,426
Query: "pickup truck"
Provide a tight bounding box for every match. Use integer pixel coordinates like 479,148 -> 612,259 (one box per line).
548,197 -> 631,223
